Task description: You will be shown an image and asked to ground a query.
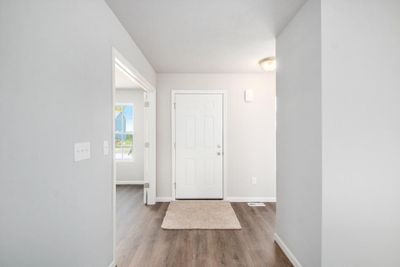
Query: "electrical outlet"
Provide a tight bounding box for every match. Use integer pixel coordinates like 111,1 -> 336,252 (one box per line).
251,177 -> 257,184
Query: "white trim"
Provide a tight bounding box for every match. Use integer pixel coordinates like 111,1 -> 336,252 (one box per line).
171,91 -> 175,200
115,159 -> 135,163
114,55 -> 155,92
116,180 -> 145,185
156,197 -> 173,202
226,197 -> 276,202
108,260 -> 115,267
171,90 -> 228,201
274,233 -> 303,267
111,50 -> 117,267
223,91 -> 228,201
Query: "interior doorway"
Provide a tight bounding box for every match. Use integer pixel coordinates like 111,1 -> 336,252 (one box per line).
114,70 -> 146,181
171,90 -> 227,200
111,48 -> 156,265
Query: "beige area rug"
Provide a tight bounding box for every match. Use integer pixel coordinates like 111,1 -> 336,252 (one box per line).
161,200 -> 242,230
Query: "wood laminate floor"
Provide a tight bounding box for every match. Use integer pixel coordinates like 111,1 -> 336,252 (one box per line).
116,185 -> 292,267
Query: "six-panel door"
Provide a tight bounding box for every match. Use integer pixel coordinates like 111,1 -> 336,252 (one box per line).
175,93 -> 223,199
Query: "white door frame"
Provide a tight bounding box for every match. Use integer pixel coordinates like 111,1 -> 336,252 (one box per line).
171,90 -> 228,201
111,47 -> 157,265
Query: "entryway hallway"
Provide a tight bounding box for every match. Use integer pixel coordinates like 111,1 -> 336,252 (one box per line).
116,185 -> 292,267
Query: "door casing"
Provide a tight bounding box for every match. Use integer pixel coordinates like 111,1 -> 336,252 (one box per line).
171,90 -> 228,201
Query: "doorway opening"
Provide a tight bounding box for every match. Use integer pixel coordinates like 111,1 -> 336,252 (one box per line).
111,48 -> 156,266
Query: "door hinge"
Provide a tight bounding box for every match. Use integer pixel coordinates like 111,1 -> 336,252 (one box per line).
174,142 -> 176,149
145,142 -> 150,148
144,101 -> 150,108
173,102 -> 176,109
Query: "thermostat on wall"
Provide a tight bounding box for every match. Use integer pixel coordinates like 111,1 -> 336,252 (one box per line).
244,89 -> 254,102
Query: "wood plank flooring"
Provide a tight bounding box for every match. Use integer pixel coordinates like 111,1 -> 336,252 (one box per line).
116,185 -> 292,267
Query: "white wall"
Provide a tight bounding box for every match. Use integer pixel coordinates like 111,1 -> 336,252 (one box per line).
277,0 -> 400,266
276,0 -> 322,266
321,0 -> 400,266
156,73 -> 276,200
115,89 -> 144,182
0,1 -> 155,266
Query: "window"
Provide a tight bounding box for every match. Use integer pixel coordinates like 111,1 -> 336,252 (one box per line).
115,104 -> 134,161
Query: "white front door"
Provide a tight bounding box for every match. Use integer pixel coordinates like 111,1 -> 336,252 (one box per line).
174,93 -> 224,199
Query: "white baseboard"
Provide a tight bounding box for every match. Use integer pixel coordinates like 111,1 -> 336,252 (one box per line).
274,233 -> 302,267
226,197 -> 276,202
108,260 -> 115,267
116,180 -> 144,185
156,197 -> 173,202
155,196 -> 275,203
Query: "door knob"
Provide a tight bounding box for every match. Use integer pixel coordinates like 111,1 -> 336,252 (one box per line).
217,152 -> 221,156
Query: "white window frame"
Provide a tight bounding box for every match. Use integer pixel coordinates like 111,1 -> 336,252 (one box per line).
114,102 -> 135,162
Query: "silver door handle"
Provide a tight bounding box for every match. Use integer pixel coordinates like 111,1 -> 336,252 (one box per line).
217,152 -> 221,156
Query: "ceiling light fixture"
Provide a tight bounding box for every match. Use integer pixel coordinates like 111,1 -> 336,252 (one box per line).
259,57 -> 276,72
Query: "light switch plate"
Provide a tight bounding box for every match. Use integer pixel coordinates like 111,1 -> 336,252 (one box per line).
103,141 -> 109,155
74,142 -> 91,162
245,89 -> 254,102
251,177 -> 257,185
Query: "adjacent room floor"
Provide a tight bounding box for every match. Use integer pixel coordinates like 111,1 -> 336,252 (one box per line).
116,185 -> 292,267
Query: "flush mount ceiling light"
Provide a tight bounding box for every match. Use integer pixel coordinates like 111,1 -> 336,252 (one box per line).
259,57 -> 276,72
